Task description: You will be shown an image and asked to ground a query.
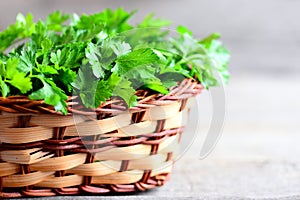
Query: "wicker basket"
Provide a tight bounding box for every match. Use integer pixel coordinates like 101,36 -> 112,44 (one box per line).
0,78 -> 203,198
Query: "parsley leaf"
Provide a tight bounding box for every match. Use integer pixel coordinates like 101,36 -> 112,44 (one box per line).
0,13 -> 35,52
0,76 -> 10,97
29,78 -> 68,114
200,33 -> 230,84
113,48 -> 159,76
4,58 -> 32,94
108,73 -> 137,107
85,42 -> 106,78
45,11 -> 70,32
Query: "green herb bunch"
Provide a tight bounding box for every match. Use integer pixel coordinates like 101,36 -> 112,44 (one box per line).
0,8 -> 230,114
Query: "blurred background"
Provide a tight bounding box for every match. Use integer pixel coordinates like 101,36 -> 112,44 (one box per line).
1,0 -> 299,199
1,0 -> 300,74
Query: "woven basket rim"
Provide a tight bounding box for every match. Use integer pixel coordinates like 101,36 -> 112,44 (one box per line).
0,78 -> 203,116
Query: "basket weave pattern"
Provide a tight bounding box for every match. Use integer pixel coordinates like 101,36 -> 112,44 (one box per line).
0,79 -> 203,198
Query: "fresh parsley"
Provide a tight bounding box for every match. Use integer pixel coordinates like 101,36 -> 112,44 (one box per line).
0,9 -> 230,114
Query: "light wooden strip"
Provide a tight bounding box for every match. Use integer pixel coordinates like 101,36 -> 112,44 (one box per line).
0,148 -> 41,163
2,148 -> 41,155
0,112 -> 32,116
2,171 -> 54,187
95,144 -> 151,161
91,170 -> 144,185
128,154 -> 168,170
104,121 -> 157,137
157,134 -> 180,154
0,126 -> 53,144
144,101 -> 181,121
35,175 -> 83,188
65,113 -> 132,136
164,109 -> 188,130
28,151 -> 54,164
64,123 -> 97,137
0,163 -> 20,176
0,115 -> 17,128
150,161 -> 173,177
30,151 -> 49,162
0,148 -> 53,164
186,97 -> 196,109
31,154 -> 86,171
31,114 -> 78,127
104,109 -> 189,138
67,160 -> 121,176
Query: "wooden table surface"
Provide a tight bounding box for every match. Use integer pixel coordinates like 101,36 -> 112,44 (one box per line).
22,74 -> 300,199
